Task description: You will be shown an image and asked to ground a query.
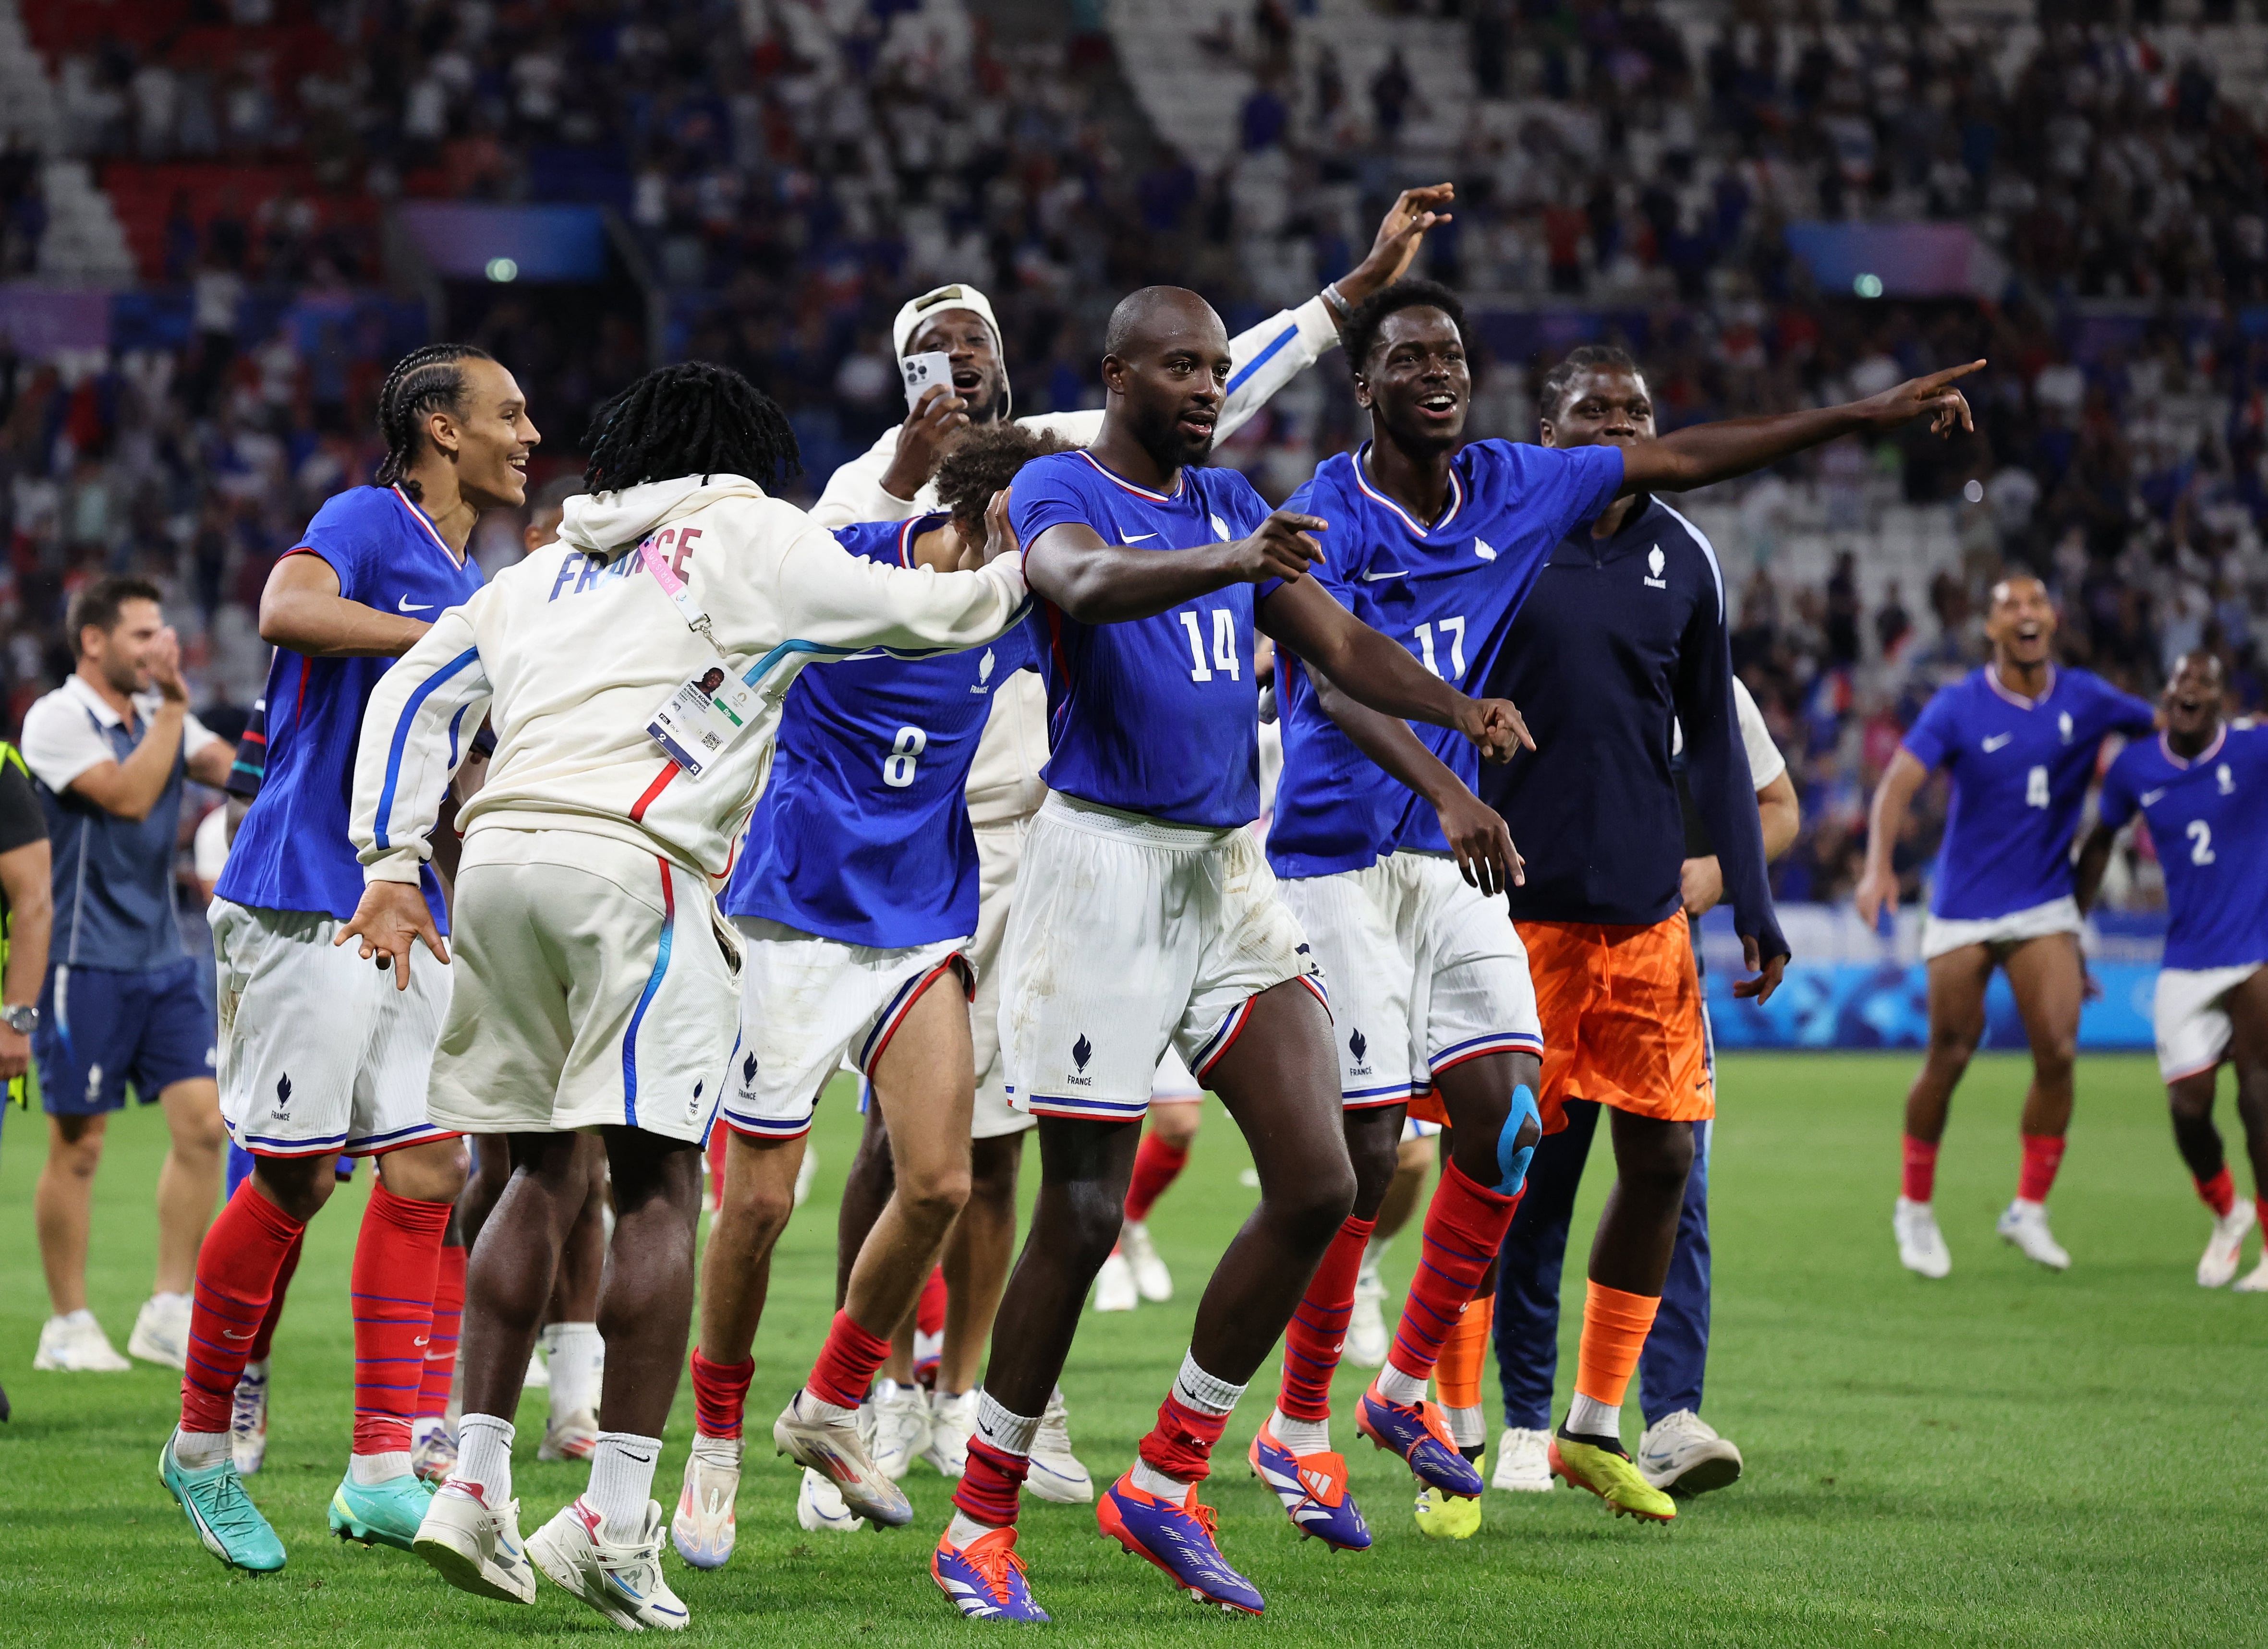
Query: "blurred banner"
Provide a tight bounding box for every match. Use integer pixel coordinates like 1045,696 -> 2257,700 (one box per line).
1697,903 -> 2159,1052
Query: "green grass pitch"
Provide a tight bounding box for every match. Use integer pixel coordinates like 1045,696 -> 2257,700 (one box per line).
2,1052 -> 2263,1646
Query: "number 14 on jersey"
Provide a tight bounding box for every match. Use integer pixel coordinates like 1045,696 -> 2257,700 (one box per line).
1177,609 -> 1243,683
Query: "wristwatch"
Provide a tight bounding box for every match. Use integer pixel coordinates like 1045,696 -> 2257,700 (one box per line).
2,1004 -> 36,1035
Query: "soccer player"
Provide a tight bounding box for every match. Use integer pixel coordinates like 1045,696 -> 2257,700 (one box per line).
1493,674 -> 1800,1507
1857,576 -> 2157,1276
2077,652 -> 2268,1290
23,578 -> 232,1376
1091,1054 -> 1204,1312
927,286 -> 1527,1623
348,362 -> 1029,1633
157,345 -> 525,1575
1253,297 -> 1975,1533
674,421 -> 1067,1567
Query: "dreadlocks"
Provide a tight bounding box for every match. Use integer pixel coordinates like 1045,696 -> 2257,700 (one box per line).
373,343 -> 495,501
581,362 -> 801,494
934,424 -> 1071,542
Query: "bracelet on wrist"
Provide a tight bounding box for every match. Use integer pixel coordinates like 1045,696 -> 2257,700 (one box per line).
1322,281 -> 1350,322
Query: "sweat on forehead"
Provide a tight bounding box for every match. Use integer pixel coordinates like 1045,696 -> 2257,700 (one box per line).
1104,287 -> 1225,358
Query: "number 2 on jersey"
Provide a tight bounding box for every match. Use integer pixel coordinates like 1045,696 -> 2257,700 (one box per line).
2024,764 -> 2049,809
2187,819 -> 2215,866
1177,609 -> 1241,683
883,725 -> 927,788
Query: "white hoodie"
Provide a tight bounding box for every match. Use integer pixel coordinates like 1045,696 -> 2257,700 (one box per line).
350,473 -> 1029,887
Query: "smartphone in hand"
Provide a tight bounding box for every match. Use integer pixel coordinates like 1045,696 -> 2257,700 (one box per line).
901,351 -> 955,412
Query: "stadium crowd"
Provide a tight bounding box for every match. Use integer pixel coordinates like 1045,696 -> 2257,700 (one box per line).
6,0 -> 2268,916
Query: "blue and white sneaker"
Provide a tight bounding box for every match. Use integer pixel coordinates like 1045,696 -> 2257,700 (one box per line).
1248,1423 -> 1371,1550
931,1525 -> 1050,1621
1355,1382 -> 1486,1498
329,1469 -> 435,1550
528,1497 -> 690,1632
413,1479 -> 535,1603
230,1361 -> 269,1475
160,1429 -> 287,1573
1095,1471 -> 1263,1615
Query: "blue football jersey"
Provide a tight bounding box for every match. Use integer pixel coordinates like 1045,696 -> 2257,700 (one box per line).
1266,440 -> 1625,876
215,485 -> 484,927
2099,722 -> 2268,971
724,515 -> 1034,947
1901,664 -> 2156,921
1011,450 -> 1275,827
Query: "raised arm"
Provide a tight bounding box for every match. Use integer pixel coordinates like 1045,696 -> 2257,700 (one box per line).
1308,665 -> 1523,895
1259,577 -> 1526,759
1854,747 -> 1933,929
1025,510 -> 1326,626
259,551 -> 433,658
1621,362 -> 1983,497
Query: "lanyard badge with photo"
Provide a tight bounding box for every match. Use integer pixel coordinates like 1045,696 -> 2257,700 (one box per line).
639,540 -> 760,780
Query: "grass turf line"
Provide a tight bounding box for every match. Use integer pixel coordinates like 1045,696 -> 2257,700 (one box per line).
1,1052 -> 2263,1646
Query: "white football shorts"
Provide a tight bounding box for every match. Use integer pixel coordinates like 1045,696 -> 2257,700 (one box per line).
969,814 -> 1036,1140
1921,895 -> 2083,962
1000,794 -> 1325,1123
427,829 -> 741,1144
720,918 -> 971,1141
2154,962 -> 2266,1083
1275,851 -> 1542,1108
212,898 -> 453,1158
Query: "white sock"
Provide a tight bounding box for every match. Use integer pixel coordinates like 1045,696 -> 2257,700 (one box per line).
544,1322 -> 602,1421
1130,1458 -> 1188,1498
690,1432 -> 743,1469
2011,1196 -> 2045,1214
1170,1350 -> 1245,1418
173,1428 -> 230,1469
973,1391 -> 1040,1457
948,1510 -> 999,1547
1566,1392 -> 1620,1440
1266,1405 -> 1330,1456
1374,1360 -> 1428,1405
453,1412 -> 515,1504
1443,1404 -> 1486,1450
350,1450 -> 412,1485
62,1307 -> 98,1328
795,1387 -> 858,1425
587,1431 -> 663,1544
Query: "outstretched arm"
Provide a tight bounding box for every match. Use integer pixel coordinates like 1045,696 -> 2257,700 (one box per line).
1026,510 -> 1328,626
1259,578 -> 1527,758
1854,748 -> 1932,929
1308,666 -> 1523,895
1621,362 -> 1983,497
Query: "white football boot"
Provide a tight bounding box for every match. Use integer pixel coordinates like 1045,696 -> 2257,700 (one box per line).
1092,1249 -> 1138,1312
128,1293 -> 192,1368
670,1438 -> 740,1570
1121,1220 -> 1173,1303
413,1479 -> 536,1604
2233,1254 -> 2268,1293
230,1360 -> 270,1475
773,1390 -> 912,1526
1893,1198 -> 1953,1279
529,1497 -> 689,1632
1491,1427 -> 1553,1493
795,1467 -> 862,1532
34,1310 -> 132,1372
1346,1263 -> 1390,1368
923,1388 -> 974,1477
867,1379 -> 930,1482
1026,1385 -> 1094,1504
1996,1200 -> 2070,1270
2198,1201 -> 2257,1288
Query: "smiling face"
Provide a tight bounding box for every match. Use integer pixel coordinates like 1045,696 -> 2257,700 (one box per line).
438,356 -> 540,510
84,597 -> 165,696
1985,575 -> 2058,669
1356,306 -> 1470,456
1540,363 -> 1656,451
1104,293 -> 1231,474
2162,651 -> 2225,743
906,308 -> 1007,425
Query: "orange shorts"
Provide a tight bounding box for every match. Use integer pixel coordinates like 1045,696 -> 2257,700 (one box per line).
1516,915 -> 1712,1133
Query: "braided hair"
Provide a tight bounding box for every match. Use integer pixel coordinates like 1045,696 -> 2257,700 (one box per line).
581,361 -> 801,494
373,343 -> 495,501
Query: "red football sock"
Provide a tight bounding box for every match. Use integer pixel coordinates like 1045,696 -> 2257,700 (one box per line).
2017,1133 -> 2067,1204
181,1182 -> 305,1434
2195,1166 -> 2237,1218
691,1349 -> 754,1439
806,1308 -> 893,1410
1138,1390 -> 1233,1485
352,1181 -> 451,1458
1275,1213 -> 1376,1422
1902,1134 -> 1939,1203
2256,1196 -> 2268,1239
247,1229 -> 303,1363
954,1438 -> 1030,1529
1385,1160 -> 1519,1385
1124,1130 -> 1191,1223
916,1265 -> 948,1340
418,1238 -> 466,1418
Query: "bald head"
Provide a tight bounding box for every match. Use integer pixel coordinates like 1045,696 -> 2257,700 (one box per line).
1099,286 -> 1232,477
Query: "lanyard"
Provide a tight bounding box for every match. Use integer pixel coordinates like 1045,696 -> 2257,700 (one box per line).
638,539 -> 718,650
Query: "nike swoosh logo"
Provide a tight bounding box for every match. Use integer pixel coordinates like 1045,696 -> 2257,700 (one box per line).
1982,734 -> 2013,751
2140,788 -> 2166,806
1363,569 -> 1409,581
1123,533 -> 1155,543
620,1451 -> 655,1465
398,595 -> 434,613
221,1328 -> 253,1340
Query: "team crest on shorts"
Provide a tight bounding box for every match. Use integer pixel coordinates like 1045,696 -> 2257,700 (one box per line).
1067,1033 -> 1093,1087
272,1073 -> 292,1117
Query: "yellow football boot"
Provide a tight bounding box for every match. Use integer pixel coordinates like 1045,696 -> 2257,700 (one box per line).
1549,1430 -> 1675,1522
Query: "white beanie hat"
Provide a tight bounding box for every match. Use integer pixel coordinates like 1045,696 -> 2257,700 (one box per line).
891,283 -> 1004,361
